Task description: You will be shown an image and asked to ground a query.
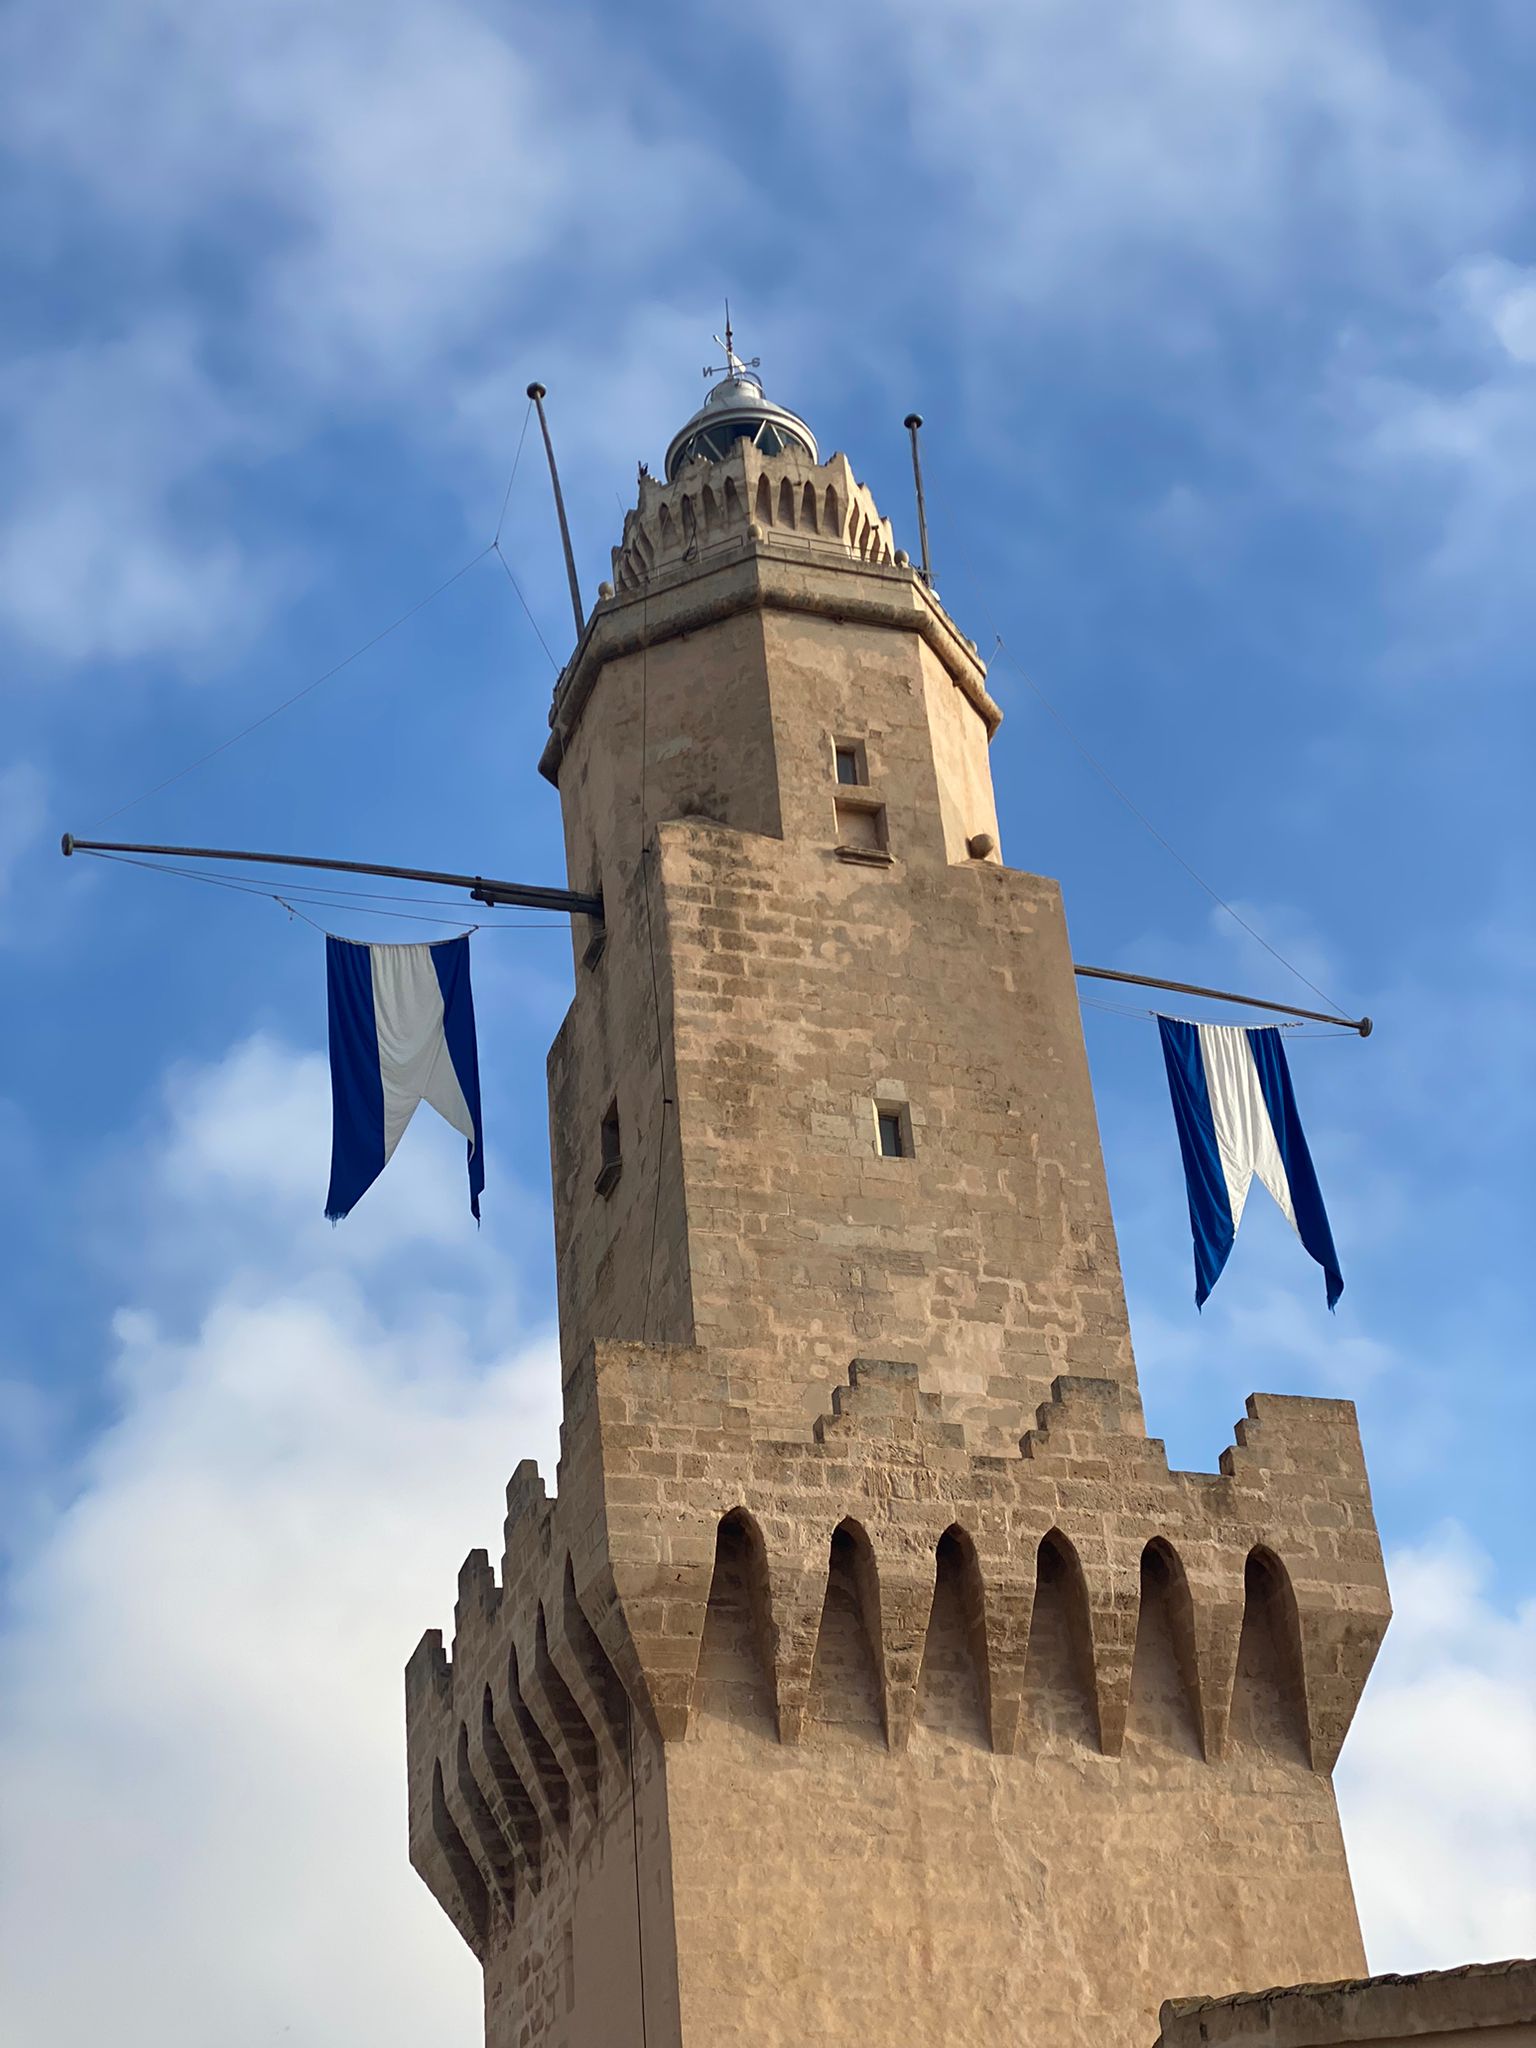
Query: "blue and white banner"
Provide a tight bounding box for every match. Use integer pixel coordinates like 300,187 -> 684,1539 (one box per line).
325,934 -> 484,1222
1157,1016 -> 1342,1310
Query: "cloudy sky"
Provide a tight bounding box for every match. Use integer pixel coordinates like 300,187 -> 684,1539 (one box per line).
1,1 -> 1533,2040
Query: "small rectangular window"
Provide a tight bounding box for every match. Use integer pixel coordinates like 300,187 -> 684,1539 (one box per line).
595,1099 -> 622,1196
874,1101 -> 912,1159
833,738 -> 867,785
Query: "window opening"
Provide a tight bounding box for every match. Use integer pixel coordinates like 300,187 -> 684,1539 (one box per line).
595,1099 -> 622,1197
833,738 -> 867,785
874,1101 -> 912,1159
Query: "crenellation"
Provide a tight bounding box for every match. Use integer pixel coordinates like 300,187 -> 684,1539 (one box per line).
506,1457 -> 550,1531
456,1549 -> 502,1644
406,1625 -> 450,1703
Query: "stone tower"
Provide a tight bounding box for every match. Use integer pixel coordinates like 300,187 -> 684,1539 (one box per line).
404,359 -> 1392,2048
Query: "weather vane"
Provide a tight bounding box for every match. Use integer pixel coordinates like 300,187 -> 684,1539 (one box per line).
703,300 -> 760,381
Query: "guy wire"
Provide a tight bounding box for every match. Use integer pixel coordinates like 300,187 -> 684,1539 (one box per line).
493,400 -> 534,547
87,395 -> 553,831
492,542 -> 559,671
75,850 -> 500,932
1077,992 -> 1349,1038
87,546 -> 496,831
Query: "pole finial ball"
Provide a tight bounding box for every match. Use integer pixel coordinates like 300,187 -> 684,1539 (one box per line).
904,412 -> 923,430
526,381 -> 547,401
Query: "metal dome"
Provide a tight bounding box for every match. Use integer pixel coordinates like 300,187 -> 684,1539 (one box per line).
664,369 -> 818,482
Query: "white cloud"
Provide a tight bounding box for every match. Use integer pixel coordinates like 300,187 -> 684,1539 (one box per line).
145,1033 -> 490,1262
1451,256 -> 1536,366
1340,1524 -> 1536,1969
81,1028 -> 556,1374
0,1298 -> 557,2048
1326,254 -> 1536,639
7,0 -> 1521,671
748,1 -> 1536,646
3,0 -> 712,387
0,324 -> 284,666
0,0 -> 731,664
757,0 -> 1508,328
4,0 -> 1524,666
0,1033 -> 561,2047
1221,1282 -> 1399,1393
0,1364 -> 65,1568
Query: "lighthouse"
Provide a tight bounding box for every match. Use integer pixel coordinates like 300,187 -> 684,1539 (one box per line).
403,349 -> 1391,2048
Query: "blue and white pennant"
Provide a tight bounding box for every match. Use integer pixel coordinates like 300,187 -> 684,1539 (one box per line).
325,934 -> 485,1221
1157,1016 -> 1342,1310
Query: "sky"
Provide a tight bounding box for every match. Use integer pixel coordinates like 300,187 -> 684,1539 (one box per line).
0,0 -> 1533,2040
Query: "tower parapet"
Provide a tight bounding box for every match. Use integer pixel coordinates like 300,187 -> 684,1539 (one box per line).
406,355 -> 1391,2048
610,440 -> 898,595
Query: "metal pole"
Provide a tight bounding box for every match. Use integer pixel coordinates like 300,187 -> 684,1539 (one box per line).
903,413 -> 933,585
61,837 -> 1367,1027
1073,963 -> 1371,1037
527,382 -> 585,644
62,835 -> 603,919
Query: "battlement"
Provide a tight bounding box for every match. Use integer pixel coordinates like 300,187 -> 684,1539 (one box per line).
611,443 -> 898,596
405,1347 -> 1389,1974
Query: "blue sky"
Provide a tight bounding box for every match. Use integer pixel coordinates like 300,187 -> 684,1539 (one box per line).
1,2 -> 1532,2040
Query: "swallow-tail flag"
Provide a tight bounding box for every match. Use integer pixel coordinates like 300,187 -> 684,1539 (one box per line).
325,934 -> 484,1221
1157,1016 -> 1341,1310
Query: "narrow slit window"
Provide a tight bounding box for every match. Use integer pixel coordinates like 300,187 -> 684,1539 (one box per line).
595,1099 -> 622,1197
835,744 -> 862,786
875,1102 -> 912,1159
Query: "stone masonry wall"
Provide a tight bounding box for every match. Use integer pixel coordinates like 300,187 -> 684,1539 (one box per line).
656,818 -> 1136,1440
544,537 -> 1129,1440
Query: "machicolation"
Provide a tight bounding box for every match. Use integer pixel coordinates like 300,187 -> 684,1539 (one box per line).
407,1353 -> 1389,1965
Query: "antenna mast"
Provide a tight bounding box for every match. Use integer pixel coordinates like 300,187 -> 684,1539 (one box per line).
526,382 -> 586,644
903,413 -> 933,585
